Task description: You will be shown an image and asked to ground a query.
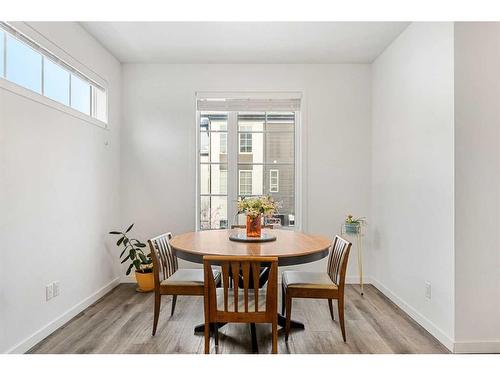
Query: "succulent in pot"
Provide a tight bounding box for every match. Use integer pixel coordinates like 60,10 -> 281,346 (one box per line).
109,224 -> 154,292
344,215 -> 366,235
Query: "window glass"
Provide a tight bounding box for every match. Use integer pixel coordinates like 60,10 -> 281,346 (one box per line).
1,26 -> 107,123
6,35 -> 42,93
199,111 -> 229,230
210,164 -> 227,195
219,170 -> 227,195
239,133 -> 253,153
210,132 -> 227,163
219,133 -> 227,154
239,170 -> 253,196
238,113 -> 264,131
43,58 -> 70,105
270,169 -> 279,192
198,108 -> 296,229
70,73 -> 90,115
93,86 -> 107,122
200,196 -> 228,230
0,30 -> 4,77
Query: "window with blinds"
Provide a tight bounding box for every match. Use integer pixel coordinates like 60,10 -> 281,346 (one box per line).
197,95 -> 300,230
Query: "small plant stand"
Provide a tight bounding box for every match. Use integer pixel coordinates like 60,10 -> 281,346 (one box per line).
340,223 -> 365,296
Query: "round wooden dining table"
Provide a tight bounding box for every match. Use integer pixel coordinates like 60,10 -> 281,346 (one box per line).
170,228 -> 332,266
169,228 -> 332,352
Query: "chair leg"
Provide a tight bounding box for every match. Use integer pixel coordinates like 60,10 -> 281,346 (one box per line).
171,295 -> 177,316
328,299 -> 335,321
152,292 -> 161,336
214,323 -> 219,351
285,295 -> 292,341
204,322 -> 210,354
272,320 -> 278,354
281,283 -> 286,316
338,297 -> 346,342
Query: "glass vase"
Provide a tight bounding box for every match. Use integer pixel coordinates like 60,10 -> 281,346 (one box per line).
246,214 -> 262,237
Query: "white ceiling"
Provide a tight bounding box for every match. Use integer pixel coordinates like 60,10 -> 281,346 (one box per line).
81,22 -> 409,64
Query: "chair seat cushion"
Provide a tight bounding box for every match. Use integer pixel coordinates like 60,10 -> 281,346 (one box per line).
161,268 -> 220,286
216,288 -> 268,312
282,271 -> 338,290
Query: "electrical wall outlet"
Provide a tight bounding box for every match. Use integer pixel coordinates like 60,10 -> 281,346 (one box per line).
425,281 -> 432,300
46,284 -> 54,301
53,281 -> 60,297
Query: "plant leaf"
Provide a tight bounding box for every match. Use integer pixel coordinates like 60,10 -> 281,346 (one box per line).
126,263 -> 134,275
129,248 -> 136,259
120,247 -> 127,258
123,238 -> 129,246
125,223 -> 134,233
109,231 -> 121,235
138,253 -> 147,263
135,242 -> 146,248
116,237 -> 124,246
121,256 -> 129,264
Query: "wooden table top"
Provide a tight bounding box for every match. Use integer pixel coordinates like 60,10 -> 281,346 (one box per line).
170,229 -> 332,266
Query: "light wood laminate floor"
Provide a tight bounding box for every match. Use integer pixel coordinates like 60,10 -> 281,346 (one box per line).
29,284 -> 449,354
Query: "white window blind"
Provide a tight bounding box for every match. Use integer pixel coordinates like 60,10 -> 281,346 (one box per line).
197,97 -> 300,112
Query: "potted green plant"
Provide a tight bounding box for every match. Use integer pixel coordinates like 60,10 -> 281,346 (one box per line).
109,224 -> 154,292
344,215 -> 366,235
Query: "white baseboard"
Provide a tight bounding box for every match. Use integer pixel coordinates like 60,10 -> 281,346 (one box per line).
6,277 -> 121,354
454,340 -> 500,354
121,275 -> 137,283
370,277 -> 454,352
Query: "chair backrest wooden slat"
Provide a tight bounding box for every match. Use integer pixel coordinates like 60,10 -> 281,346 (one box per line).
241,262 -> 250,312
203,256 -> 278,323
327,236 -> 351,287
251,262 -> 260,312
221,262 -> 230,312
148,232 -> 178,286
230,261 -> 240,312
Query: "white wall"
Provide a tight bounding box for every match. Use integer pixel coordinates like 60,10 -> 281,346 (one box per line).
121,64 -> 371,278
454,22 -> 500,353
0,22 -> 122,353
370,23 -> 455,349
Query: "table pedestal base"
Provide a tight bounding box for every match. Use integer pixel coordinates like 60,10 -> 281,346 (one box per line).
193,314 -> 304,353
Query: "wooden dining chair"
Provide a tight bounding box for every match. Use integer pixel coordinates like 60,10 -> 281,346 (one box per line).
148,232 -> 220,336
230,224 -> 275,288
203,255 -> 279,354
282,235 -> 352,342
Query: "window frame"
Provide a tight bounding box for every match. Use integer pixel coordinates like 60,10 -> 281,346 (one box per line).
0,22 -> 108,128
195,94 -> 303,232
239,170 -> 253,196
219,132 -> 228,154
219,169 -> 228,195
238,132 -> 253,154
269,169 -> 279,193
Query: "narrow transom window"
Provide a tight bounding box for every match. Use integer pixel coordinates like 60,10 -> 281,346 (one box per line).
0,22 -> 108,124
